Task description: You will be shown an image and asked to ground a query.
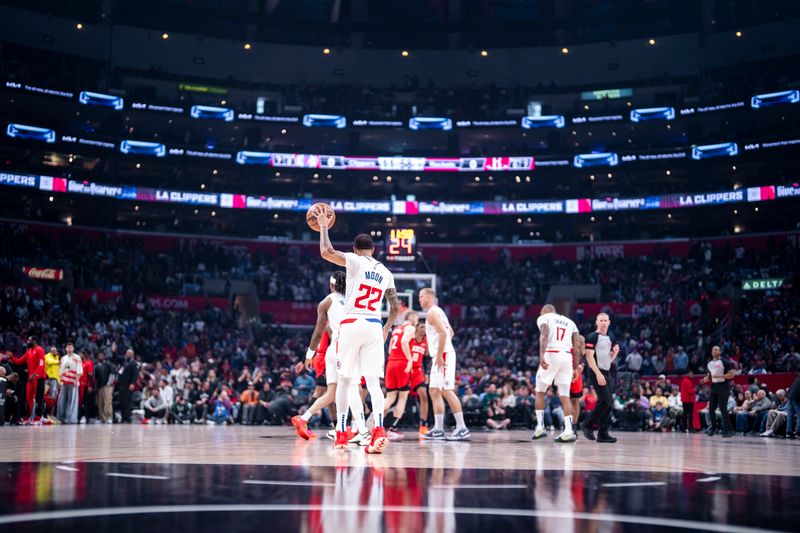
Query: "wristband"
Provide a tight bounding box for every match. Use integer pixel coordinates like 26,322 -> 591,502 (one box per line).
305,348 -> 315,360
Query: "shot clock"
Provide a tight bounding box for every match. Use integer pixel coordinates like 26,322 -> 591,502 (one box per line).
386,228 -> 416,262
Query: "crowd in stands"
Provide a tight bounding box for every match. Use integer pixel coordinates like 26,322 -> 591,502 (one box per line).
1,222 -> 798,435
3,223 -> 797,372
3,222 -> 797,306
1,271 -> 797,437
0,283 -> 309,427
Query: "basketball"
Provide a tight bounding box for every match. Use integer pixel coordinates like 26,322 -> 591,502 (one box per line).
306,202 -> 336,232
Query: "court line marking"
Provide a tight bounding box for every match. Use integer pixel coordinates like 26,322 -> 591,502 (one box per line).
0,504 -> 781,532
106,473 -> 169,480
55,466 -> 79,472
697,476 -> 722,483
432,484 -> 527,489
243,480 -> 335,487
602,482 -> 667,488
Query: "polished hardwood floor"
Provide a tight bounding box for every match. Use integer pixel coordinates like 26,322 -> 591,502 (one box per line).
1,426 -> 798,532
1,425 -> 798,474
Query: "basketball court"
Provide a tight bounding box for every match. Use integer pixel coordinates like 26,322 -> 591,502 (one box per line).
1,426 -> 798,532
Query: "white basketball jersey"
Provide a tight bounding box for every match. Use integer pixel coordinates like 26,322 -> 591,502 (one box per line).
343,252 -> 395,318
425,305 -> 455,354
326,291 -> 346,337
536,312 -> 578,352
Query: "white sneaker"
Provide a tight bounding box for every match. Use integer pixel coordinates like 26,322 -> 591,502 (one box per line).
554,430 -> 578,443
106,420 -> 113,425
206,420 -> 215,426
420,428 -> 447,440
349,430 -> 372,446
532,427 -> 548,440
327,429 -> 336,440
446,427 -> 471,441
79,417 -> 87,425
760,429 -> 774,437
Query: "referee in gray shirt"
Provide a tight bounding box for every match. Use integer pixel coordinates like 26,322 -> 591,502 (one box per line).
581,313 -> 620,443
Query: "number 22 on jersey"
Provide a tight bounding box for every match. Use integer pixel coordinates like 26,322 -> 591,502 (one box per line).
353,284 -> 383,311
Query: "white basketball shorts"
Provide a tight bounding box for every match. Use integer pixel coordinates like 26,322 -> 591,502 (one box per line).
535,351 -> 573,394
429,351 -> 456,390
335,317 -> 385,379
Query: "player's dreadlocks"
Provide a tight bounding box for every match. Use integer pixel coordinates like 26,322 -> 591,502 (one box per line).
331,271 -> 346,295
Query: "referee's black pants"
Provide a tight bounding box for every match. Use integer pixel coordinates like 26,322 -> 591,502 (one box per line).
708,382 -> 733,433
587,369 -> 612,431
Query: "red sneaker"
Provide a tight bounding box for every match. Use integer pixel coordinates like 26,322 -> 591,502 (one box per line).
366,427 -> 389,454
334,431 -> 350,449
345,427 -> 358,442
291,415 -> 314,440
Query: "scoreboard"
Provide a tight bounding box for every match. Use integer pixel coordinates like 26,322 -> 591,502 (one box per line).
385,228 -> 416,262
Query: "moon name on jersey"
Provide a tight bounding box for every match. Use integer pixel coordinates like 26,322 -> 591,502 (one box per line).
365,271 -> 384,283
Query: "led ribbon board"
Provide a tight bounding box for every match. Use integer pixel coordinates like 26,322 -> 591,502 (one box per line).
0,171 -> 796,214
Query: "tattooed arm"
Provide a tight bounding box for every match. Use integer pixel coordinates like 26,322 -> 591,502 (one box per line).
313,206 -> 346,266
538,323 -> 549,370
383,288 -> 399,342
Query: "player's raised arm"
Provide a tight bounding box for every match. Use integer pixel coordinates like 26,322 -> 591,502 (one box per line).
314,206 -> 346,266
383,288 -> 399,341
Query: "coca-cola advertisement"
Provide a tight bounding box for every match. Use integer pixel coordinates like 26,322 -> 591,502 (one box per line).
22,266 -> 64,281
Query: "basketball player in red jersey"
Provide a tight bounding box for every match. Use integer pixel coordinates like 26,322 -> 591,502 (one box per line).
383,311 -> 419,441
12,336 -> 46,424
408,322 -> 430,435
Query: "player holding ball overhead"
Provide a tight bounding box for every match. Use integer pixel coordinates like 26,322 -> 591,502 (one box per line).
308,203 -> 399,454
306,202 -> 336,232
